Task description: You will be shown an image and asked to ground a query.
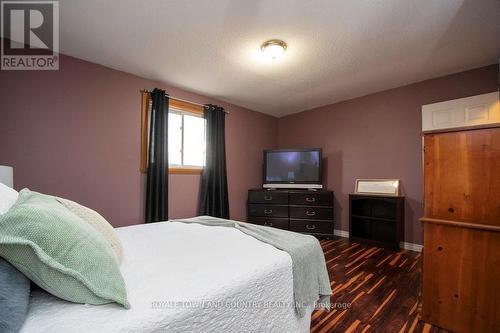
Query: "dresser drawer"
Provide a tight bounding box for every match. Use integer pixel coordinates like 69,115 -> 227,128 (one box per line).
248,217 -> 289,230
289,206 -> 333,219
248,190 -> 288,205
248,204 -> 289,218
290,219 -> 333,234
289,191 -> 332,206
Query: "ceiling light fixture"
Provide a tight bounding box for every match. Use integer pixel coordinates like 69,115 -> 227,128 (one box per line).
261,39 -> 287,60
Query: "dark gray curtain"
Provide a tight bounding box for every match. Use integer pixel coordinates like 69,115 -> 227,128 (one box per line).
146,88 -> 169,223
198,104 -> 229,218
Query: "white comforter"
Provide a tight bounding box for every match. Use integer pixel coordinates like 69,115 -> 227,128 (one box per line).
20,222 -> 312,333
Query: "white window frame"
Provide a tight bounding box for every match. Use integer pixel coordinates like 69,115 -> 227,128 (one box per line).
168,107 -> 206,169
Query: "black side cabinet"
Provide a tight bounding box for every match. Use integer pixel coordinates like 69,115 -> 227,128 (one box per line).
349,194 -> 404,250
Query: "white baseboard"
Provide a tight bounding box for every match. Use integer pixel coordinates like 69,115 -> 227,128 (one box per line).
333,229 -> 422,252
333,229 -> 349,238
399,242 -> 423,252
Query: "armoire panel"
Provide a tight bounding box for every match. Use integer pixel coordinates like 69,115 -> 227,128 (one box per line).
423,127 -> 500,226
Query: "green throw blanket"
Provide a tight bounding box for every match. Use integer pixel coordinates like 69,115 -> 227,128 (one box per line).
173,216 -> 332,317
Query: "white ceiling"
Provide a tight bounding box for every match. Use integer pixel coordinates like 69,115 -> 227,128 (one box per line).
58,0 -> 499,117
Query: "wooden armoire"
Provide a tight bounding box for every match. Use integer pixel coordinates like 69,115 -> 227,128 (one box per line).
420,92 -> 500,333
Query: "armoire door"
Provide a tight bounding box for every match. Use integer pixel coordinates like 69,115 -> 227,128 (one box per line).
421,126 -> 500,333
423,127 -> 500,225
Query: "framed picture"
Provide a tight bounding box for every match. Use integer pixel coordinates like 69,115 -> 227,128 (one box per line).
355,179 -> 400,196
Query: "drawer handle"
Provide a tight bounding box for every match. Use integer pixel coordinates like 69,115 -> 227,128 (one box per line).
264,196 -> 273,201
264,222 -> 273,227
264,209 -> 273,214
306,224 -> 316,230
306,210 -> 316,216
306,197 -> 316,202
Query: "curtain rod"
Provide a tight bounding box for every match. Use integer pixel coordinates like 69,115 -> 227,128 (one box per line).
141,89 -> 230,114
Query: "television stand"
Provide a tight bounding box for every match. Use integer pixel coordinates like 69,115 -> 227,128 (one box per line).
247,189 -> 334,238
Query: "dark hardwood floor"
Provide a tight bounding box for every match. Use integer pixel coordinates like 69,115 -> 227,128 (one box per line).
311,238 -> 451,333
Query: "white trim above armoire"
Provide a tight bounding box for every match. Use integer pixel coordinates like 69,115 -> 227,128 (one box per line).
422,92 -> 499,132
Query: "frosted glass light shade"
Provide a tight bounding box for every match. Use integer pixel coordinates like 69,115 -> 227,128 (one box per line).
261,39 -> 287,60
0,166 -> 14,188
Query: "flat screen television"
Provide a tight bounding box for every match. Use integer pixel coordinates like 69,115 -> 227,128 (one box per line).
263,148 -> 323,189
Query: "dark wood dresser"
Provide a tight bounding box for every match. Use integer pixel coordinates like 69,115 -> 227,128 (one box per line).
349,194 -> 405,250
247,189 -> 334,238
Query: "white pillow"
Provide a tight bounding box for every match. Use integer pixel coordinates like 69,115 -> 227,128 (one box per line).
55,197 -> 124,264
0,183 -> 18,215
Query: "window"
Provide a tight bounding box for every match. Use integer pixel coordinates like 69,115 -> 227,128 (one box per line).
168,109 -> 206,169
140,91 -> 206,174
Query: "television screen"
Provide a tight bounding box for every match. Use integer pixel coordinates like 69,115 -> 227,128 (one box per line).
264,149 -> 321,184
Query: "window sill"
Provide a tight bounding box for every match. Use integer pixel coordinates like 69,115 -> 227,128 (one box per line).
169,167 -> 203,175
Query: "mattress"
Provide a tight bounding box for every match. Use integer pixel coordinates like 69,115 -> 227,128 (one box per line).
20,221 -> 312,333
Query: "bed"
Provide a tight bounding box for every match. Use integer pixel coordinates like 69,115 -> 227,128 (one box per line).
20,221 -> 313,333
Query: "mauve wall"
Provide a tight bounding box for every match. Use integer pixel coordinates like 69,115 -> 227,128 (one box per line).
1,53 -> 496,242
277,65 -> 498,244
0,54 -> 277,227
